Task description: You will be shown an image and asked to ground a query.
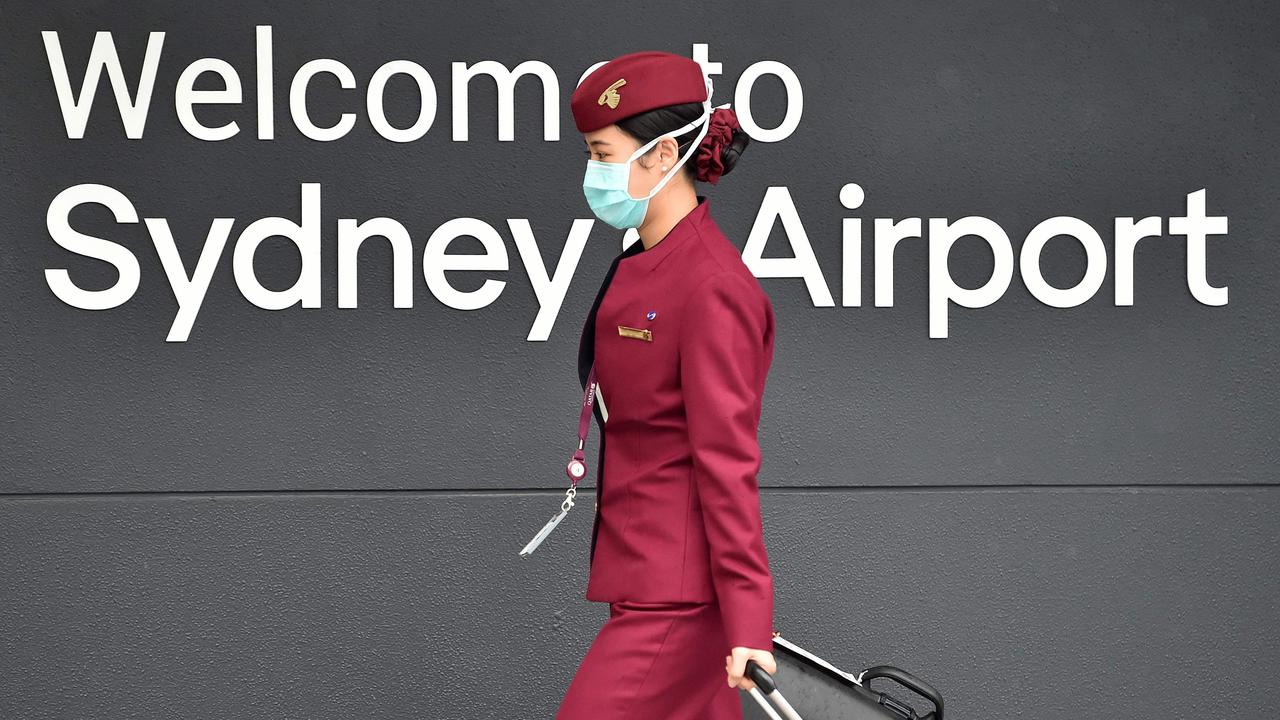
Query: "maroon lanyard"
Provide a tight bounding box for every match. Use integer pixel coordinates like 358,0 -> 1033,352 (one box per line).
518,363 -> 599,557
517,292 -> 611,556
566,364 -> 598,486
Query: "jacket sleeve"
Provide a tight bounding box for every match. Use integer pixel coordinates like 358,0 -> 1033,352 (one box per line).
678,270 -> 776,652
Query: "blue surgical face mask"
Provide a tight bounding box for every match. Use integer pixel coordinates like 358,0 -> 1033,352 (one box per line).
582,78 -> 723,230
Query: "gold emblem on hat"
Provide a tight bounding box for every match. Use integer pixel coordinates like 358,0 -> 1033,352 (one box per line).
598,78 -> 626,109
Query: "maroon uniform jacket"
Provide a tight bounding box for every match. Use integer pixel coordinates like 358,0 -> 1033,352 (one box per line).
576,195 -> 776,652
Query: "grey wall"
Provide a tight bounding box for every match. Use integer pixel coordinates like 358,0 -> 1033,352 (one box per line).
2,1 -> 1278,718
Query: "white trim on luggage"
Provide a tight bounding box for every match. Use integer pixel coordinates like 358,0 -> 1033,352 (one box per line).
772,635 -> 863,685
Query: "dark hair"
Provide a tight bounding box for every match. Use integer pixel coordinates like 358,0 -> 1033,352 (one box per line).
614,102 -> 749,182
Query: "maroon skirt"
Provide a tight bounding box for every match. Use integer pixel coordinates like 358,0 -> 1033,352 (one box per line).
556,600 -> 743,720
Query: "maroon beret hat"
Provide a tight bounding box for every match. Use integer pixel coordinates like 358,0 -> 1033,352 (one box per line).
570,50 -> 711,133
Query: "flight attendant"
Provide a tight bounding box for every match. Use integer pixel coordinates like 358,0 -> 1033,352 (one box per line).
555,50 -> 778,720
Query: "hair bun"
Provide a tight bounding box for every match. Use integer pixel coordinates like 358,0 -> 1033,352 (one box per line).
694,107 -> 747,184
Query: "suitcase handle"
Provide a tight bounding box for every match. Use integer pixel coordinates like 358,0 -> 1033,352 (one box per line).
744,659 -> 804,720
744,659 -> 777,693
858,665 -> 944,720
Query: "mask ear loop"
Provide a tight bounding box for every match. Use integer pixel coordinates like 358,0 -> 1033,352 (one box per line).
635,74 -> 722,200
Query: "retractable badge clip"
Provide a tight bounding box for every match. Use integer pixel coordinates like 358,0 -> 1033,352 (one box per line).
519,366 -> 598,557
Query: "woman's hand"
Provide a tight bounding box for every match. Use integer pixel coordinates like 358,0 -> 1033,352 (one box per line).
724,645 -> 777,690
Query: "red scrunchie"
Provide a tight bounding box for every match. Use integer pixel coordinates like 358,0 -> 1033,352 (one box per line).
694,107 -> 741,184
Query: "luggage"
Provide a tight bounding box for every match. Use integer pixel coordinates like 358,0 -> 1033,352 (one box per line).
742,631 -> 943,720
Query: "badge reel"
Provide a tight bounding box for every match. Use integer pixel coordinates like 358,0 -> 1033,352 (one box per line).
519,365 -> 599,557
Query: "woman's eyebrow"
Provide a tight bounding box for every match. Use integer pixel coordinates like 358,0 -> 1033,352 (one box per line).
588,139 -> 612,147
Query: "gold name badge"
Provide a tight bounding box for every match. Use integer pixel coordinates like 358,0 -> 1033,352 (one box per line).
617,325 -> 652,342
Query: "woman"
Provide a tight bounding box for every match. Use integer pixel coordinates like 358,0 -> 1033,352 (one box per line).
555,50 -> 778,720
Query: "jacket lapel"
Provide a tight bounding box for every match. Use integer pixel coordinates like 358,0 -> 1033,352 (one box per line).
577,241 -> 643,428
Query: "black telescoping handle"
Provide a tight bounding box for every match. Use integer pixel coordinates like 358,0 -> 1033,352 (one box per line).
860,665 -> 944,720
744,659 -> 777,693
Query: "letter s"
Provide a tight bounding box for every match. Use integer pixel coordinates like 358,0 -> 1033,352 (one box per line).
45,183 -> 141,309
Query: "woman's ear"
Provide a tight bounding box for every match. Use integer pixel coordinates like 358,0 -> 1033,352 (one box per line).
671,136 -> 686,166
638,136 -> 680,174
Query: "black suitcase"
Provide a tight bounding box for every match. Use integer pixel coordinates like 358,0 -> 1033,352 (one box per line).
741,631 -> 943,720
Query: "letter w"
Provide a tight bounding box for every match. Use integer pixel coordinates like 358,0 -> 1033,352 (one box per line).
42,30 -> 165,139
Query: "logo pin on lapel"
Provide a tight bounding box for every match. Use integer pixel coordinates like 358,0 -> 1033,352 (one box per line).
646,310 -> 657,320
